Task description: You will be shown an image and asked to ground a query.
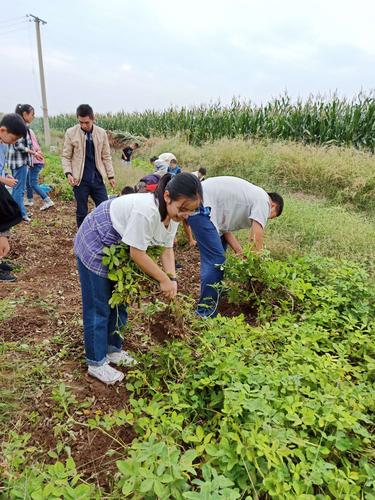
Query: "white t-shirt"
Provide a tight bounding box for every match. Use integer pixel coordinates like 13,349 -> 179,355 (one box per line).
192,171 -> 205,181
201,176 -> 271,234
110,193 -> 178,250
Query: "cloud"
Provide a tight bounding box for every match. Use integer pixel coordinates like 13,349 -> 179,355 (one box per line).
120,63 -> 132,72
1,0 -> 375,114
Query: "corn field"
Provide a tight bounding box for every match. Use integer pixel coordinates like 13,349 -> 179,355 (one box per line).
44,93 -> 375,149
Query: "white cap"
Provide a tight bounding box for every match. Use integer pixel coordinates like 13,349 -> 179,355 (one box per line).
158,152 -> 176,164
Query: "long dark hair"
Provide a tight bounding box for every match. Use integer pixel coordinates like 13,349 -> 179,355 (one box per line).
154,173 -> 203,220
15,104 -> 34,122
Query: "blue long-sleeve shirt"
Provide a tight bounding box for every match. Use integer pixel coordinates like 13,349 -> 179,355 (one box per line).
0,143 -> 8,177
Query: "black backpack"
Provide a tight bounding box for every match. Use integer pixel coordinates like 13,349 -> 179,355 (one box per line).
0,183 -> 22,232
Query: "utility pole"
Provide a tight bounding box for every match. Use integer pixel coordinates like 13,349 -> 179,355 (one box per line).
27,14 -> 51,147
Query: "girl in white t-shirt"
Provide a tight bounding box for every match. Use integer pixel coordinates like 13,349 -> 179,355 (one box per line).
74,173 -> 203,385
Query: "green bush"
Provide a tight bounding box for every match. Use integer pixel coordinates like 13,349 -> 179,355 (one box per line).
89,253 -> 375,498
41,153 -> 73,201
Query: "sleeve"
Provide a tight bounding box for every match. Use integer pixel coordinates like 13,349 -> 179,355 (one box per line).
13,138 -> 27,153
120,212 -> 154,251
249,200 -> 269,228
164,222 -> 179,248
29,129 -> 41,152
102,132 -> 115,179
61,131 -> 73,174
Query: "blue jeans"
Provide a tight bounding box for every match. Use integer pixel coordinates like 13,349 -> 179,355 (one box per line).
77,257 -> 127,366
26,164 -> 47,201
188,213 -> 227,317
73,179 -> 108,227
11,165 -> 28,218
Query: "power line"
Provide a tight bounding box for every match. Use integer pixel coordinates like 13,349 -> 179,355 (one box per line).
0,26 -> 28,37
0,16 -> 26,26
0,19 -> 27,31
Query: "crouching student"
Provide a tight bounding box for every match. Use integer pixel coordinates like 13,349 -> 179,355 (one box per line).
0,113 -> 27,281
74,173 -> 202,385
188,176 -> 284,318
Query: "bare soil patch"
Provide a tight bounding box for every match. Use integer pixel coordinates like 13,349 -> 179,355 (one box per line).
0,201 -> 205,486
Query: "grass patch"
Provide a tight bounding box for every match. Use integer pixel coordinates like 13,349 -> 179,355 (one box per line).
0,299 -> 17,322
259,193 -> 375,265
140,137 -> 375,217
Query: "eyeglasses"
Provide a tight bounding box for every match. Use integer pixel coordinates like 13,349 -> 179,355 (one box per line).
177,207 -> 201,216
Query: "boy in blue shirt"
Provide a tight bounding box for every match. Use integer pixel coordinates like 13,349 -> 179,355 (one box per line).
168,159 -> 181,176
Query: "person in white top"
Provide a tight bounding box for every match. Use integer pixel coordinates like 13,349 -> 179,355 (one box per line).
188,176 -> 284,317
74,173 -> 203,384
192,167 -> 207,181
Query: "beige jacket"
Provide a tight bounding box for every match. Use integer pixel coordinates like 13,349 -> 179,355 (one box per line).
61,124 -> 114,185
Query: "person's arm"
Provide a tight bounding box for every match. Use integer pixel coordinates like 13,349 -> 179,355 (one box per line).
102,133 -> 115,187
61,131 -> 77,186
222,231 -> 243,254
182,219 -> 197,247
12,139 -> 27,153
0,175 -> 17,188
0,234 -> 10,258
13,136 -> 43,161
29,129 -> 44,161
160,247 -> 176,276
129,247 -> 177,298
249,221 -> 265,252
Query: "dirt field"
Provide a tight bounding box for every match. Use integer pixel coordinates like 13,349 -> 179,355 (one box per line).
0,200 -> 203,488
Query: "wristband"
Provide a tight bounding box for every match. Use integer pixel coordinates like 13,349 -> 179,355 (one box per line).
170,276 -> 177,282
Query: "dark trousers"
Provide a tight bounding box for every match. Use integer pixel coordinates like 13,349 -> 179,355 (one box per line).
73,180 -> 108,227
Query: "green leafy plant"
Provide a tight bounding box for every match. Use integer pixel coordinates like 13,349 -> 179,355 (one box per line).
106,252 -> 375,498
102,243 -> 163,307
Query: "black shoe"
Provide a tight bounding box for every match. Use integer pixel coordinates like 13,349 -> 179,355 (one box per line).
175,262 -> 183,269
0,262 -> 14,272
0,271 -> 16,282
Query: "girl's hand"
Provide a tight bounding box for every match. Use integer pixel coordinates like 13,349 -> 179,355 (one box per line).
3,176 -> 17,188
34,151 -> 44,162
159,278 -> 177,299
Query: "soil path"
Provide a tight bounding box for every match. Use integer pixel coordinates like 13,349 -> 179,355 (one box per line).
0,200 -> 202,487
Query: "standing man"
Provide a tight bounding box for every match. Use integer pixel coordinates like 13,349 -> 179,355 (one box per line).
62,104 -> 115,227
188,176 -> 284,317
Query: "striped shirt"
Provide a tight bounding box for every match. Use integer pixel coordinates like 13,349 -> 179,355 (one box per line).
7,129 -> 33,170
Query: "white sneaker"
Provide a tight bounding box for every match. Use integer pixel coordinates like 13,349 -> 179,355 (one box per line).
107,350 -> 138,366
40,199 -> 55,211
22,215 -> 31,224
87,362 -> 124,385
24,199 -> 34,207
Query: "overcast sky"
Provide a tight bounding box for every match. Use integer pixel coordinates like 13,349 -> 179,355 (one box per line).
1,0 -> 374,115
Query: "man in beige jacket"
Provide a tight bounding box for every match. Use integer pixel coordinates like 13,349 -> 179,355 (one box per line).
61,104 -> 116,227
